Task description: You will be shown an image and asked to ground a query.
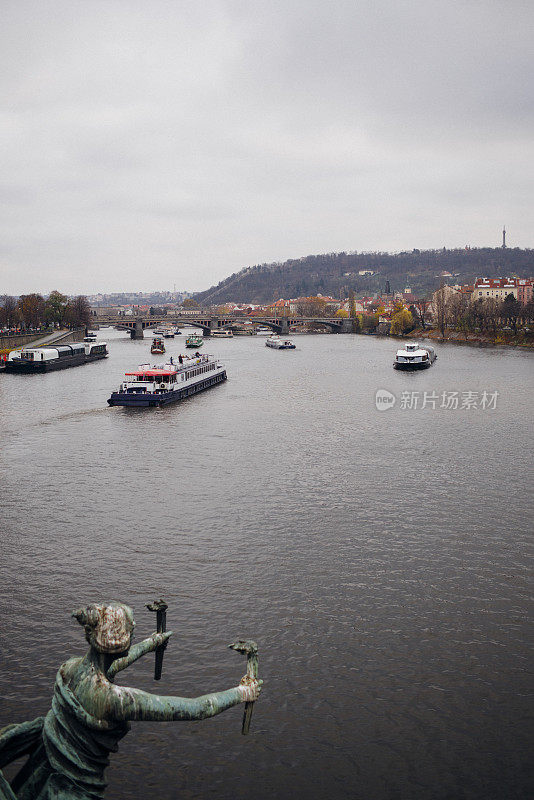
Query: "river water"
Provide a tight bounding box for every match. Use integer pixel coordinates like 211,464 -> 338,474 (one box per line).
0,329 -> 532,800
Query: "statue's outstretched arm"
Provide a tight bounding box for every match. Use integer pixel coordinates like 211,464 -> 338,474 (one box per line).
105,682 -> 257,722
106,633 -> 172,681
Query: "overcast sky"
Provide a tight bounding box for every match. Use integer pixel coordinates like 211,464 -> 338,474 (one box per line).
1,0 -> 533,295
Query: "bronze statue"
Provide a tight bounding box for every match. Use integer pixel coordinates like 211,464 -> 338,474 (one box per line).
0,602 -> 261,799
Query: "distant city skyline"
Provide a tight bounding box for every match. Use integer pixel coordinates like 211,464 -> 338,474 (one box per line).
1,1 -> 533,295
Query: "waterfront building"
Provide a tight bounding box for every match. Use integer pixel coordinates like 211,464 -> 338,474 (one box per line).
471,278 -> 518,302
516,279 -> 533,305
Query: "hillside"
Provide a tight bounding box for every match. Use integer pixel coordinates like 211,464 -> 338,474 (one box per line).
194,247 -> 534,304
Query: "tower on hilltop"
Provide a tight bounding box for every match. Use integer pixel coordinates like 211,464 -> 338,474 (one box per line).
502,226 -> 506,248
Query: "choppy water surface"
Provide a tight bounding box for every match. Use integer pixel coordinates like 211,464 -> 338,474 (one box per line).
0,330 -> 532,800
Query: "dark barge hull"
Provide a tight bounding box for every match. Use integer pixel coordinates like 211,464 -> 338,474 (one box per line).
393,361 -> 431,371
107,371 -> 227,407
5,354 -> 108,373
6,355 -> 86,372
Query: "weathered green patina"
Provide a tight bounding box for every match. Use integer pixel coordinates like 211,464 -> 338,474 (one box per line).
229,640 -> 259,735
0,602 -> 261,800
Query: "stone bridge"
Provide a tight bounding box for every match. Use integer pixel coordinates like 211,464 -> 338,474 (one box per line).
99,315 -> 353,338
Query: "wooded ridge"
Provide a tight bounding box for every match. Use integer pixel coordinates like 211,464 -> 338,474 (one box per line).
194,247 -> 534,304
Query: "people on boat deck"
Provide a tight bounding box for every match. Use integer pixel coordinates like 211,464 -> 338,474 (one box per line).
169,356 -> 173,364
178,355 -> 183,364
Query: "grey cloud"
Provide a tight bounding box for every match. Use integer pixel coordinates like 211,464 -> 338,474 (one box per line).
0,0 -> 533,294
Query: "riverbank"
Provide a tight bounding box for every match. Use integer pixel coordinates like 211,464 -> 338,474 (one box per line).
390,327 -> 534,349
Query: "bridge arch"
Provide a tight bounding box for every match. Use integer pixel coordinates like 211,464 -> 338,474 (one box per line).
308,318 -> 344,333
233,318 -> 283,333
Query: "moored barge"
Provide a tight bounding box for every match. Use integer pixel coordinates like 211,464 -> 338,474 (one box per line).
5,342 -> 108,372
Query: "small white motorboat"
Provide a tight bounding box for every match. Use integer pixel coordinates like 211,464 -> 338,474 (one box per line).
266,335 -> 296,350
211,329 -> 234,338
393,342 -> 437,370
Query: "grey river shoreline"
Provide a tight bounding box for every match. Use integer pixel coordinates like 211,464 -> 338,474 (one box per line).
1,330 -> 533,799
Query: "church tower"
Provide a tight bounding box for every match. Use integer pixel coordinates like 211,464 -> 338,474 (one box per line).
502,226 -> 506,248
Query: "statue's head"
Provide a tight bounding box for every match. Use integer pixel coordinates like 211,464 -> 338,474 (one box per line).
73,602 -> 135,654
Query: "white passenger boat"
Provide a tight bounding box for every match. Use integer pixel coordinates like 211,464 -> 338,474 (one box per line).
211,329 -> 233,338
255,326 -> 272,335
185,334 -> 203,348
393,342 -> 437,370
107,353 -> 227,407
5,342 -> 108,372
266,335 -> 296,350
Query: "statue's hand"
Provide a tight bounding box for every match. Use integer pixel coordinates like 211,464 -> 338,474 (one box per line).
238,676 -> 263,702
150,631 -> 173,649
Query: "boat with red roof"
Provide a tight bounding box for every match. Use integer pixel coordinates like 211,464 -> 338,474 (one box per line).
107,352 -> 226,407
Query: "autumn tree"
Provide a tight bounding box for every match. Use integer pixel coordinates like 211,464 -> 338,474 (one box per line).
46,290 -> 68,327
361,312 -> 379,332
484,299 -> 501,336
500,293 -> 521,332
456,302 -> 476,340
447,294 -> 468,331
66,296 -> 91,328
18,294 -> 46,328
413,298 -> 431,329
296,297 -> 328,317
0,295 -> 19,328
348,290 -> 357,319
523,298 -> 534,323
182,298 -> 199,309
470,299 -> 488,332
434,283 -> 449,338
390,308 -> 414,336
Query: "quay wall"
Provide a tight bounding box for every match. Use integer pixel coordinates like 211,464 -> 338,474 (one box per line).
0,328 -> 85,353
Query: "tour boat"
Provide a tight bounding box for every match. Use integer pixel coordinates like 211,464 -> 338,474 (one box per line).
151,337 -> 165,354
211,329 -> 233,338
107,353 -> 227,407
255,326 -> 272,335
83,332 -> 97,342
185,334 -> 203,348
161,328 -> 175,338
5,342 -> 108,373
393,342 -> 437,370
265,335 -> 296,350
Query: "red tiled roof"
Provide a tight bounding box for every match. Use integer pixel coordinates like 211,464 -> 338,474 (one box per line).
474,277 -> 517,288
